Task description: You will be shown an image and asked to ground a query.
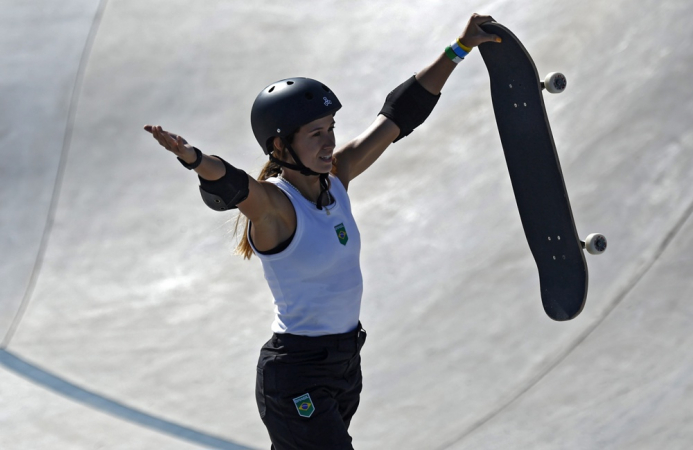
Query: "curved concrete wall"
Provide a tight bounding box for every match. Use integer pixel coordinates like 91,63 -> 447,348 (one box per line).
2,1 -> 693,449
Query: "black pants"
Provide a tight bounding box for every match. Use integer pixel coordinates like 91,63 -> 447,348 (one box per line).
256,323 -> 367,450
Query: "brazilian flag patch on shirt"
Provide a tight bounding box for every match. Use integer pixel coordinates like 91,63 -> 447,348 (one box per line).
334,223 -> 348,246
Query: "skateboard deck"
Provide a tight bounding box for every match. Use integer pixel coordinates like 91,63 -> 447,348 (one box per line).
478,22 -> 587,321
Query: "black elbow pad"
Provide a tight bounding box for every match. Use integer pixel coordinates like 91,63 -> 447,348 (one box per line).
198,156 -> 249,211
379,75 -> 441,142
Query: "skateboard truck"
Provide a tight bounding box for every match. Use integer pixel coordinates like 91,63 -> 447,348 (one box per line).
540,71 -> 607,256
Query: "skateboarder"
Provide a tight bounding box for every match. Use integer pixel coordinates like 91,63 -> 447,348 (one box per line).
145,13 -> 500,450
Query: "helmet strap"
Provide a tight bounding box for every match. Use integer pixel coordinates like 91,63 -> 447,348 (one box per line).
270,139 -> 332,210
316,173 -> 331,210
269,153 -> 316,176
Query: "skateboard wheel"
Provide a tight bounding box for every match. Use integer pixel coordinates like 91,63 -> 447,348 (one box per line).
543,72 -> 567,93
584,233 -> 607,255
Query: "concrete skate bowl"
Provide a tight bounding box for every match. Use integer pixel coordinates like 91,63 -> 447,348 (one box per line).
2,2 -> 693,449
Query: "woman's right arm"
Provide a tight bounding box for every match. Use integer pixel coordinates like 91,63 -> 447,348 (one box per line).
143,125 -> 285,226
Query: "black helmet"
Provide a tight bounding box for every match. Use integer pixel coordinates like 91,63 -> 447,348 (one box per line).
251,77 -> 342,155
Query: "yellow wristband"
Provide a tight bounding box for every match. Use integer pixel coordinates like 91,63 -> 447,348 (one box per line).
457,38 -> 473,53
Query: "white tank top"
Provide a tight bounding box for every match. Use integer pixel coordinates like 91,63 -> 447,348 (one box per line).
248,174 -> 363,336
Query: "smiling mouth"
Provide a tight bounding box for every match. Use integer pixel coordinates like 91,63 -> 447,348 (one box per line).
319,155 -> 333,162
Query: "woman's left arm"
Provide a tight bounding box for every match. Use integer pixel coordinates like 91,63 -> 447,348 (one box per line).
333,13 -> 500,187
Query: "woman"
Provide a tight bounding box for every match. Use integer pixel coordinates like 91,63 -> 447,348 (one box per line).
145,13 -> 499,450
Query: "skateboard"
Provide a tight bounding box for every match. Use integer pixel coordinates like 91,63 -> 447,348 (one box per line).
478,22 -> 606,321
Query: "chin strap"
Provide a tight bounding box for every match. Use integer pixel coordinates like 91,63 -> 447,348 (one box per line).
269,153 -> 318,177
270,139 -> 332,210
316,173 -> 331,210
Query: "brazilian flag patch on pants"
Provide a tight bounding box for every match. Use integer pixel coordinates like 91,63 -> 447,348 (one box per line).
293,393 -> 315,418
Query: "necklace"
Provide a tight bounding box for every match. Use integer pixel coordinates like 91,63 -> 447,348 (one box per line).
279,176 -> 333,215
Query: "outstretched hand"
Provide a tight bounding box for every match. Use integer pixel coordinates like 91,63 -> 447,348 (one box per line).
143,124 -> 196,162
458,13 -> 501,48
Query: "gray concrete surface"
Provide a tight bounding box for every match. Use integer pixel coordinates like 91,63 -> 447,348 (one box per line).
0,363 -> 204,450
2,1 -> 692,449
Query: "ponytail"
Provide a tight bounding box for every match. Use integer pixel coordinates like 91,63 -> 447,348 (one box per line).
233,159 -> 282,259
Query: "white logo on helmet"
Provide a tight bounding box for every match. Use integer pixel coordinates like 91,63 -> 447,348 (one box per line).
323,97 -> 332,107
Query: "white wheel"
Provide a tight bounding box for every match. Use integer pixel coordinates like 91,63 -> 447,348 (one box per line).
544,72 -> 567,93
584,233 -> 607,255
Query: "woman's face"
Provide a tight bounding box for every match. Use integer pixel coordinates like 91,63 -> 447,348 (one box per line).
281,114 -> 336,174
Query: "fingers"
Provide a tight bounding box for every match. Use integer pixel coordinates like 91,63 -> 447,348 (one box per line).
144,125 -> 191,159
460,13 -> 502,46
161,129 -> 177,149
471,13 -> 495,24
153,126 -> 169,149
472,14 -> 502,43
145,125 -> 173,151
482,32 -> 502,44
471,13 -> 500,43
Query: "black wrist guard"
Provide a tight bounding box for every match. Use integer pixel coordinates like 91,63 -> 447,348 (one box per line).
198,156 -> 249,211
178,147 -> 203,169
379,75 -> 441,142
